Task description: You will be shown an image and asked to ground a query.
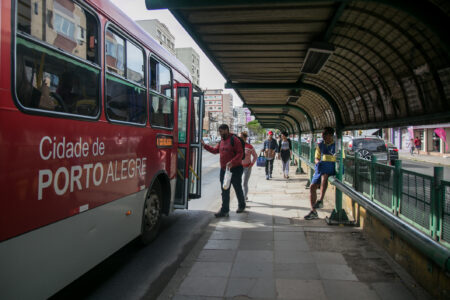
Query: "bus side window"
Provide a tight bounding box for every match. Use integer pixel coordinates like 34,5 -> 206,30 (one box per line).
149,57 -> 173,128
15,0 -> 100,117
105,28 -> 147,125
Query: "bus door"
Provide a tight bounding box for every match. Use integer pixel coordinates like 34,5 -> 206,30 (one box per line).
173,85 -> 204,208
188,87 -> 204,199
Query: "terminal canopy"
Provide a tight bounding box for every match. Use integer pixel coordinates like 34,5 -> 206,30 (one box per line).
146,0 -> 450,132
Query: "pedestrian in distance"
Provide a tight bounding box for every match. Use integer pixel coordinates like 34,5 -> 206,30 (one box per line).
305,127 -> 336,220
414,136 -> 421,155
240,131 -> 258,201
262,131 -> 278,180
278,131 -> 292,179
409,138 -> 415,155
201,124 -> 246,217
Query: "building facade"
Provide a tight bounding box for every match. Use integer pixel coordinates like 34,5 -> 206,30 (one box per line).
175,48 -> 200,86
390,124 -> 450,156
232,107 -> 248,134
136,19 -> 175,55
203,89 -> 234,139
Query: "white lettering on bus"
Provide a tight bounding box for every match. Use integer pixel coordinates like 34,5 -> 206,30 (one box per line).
39,136 -> 52,160
70,165 -> 82,192
128,159 -> 135,177
37,135 -> 148,200
142,158 -> 147,175
106,162 -> 114,183
83,164 -> 93,188
93,163 -> 103,186
38,136 -> 96,161
121,160 -> 128,180
54,167 -> 69,196
38,169 -> 52,200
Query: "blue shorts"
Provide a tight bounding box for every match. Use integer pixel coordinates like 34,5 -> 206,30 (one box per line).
311,161 -> 336,185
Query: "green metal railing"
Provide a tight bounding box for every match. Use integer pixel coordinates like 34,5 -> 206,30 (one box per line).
441,180 -> 450,248
340,155 -> 447,248
292,142 -> 449,251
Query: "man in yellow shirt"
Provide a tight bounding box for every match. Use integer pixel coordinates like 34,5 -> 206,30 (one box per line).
305,127 -> 336,220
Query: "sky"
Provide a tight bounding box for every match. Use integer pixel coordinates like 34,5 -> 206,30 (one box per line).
110,0 -> 243,107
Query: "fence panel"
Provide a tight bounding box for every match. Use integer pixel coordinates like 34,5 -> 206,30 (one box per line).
355,158 -> 371,197
399,170 -> 433,234
372,163 -> 395,212
301,143 -> 310,159
441,180 -> 450,247
343,156 -> 354,186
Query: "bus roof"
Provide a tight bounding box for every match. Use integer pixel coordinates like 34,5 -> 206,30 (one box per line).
88,0 -> 192,83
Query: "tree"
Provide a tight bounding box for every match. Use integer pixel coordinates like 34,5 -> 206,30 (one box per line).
246,120 -> 265,140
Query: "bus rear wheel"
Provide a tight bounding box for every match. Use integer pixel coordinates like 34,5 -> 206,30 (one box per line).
141,181 -> 162,244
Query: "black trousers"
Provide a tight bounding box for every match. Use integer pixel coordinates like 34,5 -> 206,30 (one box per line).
265,159 -> 274,175
219,166 -> 246,213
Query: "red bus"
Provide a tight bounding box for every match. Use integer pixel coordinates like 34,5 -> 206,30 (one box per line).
0,0 -> 204,298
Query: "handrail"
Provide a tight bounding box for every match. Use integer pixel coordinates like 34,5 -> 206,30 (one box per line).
331,177 -> 450,273
292,144 -> 450,272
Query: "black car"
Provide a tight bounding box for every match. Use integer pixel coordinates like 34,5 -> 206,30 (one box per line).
386,142 -> 399,165
344,136 -> 389,164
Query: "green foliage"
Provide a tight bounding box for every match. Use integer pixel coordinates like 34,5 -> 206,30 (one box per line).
246,120 -> 266,139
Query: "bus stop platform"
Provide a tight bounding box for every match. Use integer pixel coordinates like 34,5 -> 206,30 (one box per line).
158,160 -> 431,300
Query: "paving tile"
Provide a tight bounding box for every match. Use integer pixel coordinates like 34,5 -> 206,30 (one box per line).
188,262 -> 232,277
274,250 -> 315,264
371,282 -> 415,300
274,240 -> 310,251
177,276 -> 227,297
274,231 -> 306,241
273,225 -> 304,232
275,263 -> 320,280
276,279 -> 327,300
241,231 -> 274,240
235,250 -> 274,263
230,261 -> 273,278
312,252 -> 347,265
274,217 -> 291,225
197,249 -> 236,262
204,239 -> 239,250
317,264 -> 358,281
173,295 -> 223,300
225,277 -> 276,299
239,240 -> 274,250
322,280 -> 380,300
240,225 -> 274,232
210,230 -> 242,240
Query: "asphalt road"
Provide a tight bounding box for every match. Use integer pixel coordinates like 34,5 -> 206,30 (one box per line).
401,159 -> 450,180
51,151 -> 222,300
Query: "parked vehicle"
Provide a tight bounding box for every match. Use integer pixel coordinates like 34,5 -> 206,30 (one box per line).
343,136 -> 390,179
344,136 -> 389,164
386,142 -> 399,165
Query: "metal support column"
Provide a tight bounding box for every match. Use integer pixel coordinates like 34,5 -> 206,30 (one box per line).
326,129 -> 353,225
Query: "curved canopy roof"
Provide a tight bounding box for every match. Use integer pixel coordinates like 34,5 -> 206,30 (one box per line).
146,0 -> 450,132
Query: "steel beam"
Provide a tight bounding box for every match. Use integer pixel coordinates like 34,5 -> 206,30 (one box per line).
228,83 -> 342,131
257,118 -> 293,134
254,113 -> 300,134
245,104 -> 314,132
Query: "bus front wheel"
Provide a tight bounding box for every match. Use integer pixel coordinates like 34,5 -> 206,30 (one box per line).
141,181 -> 162,244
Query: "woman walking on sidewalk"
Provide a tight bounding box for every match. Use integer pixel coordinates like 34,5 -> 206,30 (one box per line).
240,131 -> 257,200
278,131 -> 292,179
409,138 -> 415,155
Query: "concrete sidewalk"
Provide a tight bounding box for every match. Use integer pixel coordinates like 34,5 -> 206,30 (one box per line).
158,160 -> 430,300
399,151 -> 450,167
